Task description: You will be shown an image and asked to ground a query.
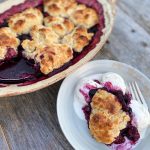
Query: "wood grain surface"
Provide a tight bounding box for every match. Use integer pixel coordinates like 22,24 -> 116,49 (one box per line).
0,0 -> 150,150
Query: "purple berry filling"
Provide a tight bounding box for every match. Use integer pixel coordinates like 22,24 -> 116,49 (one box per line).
0,47 -> 17,65
5,48 -> 17,60
82,85 -> 140,145
113,136 -> 125,144
82,105 -> 92,122
121,125 -> 140,143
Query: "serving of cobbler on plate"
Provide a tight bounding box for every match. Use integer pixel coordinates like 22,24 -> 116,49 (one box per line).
0,0 -> 114,87
74,72 -> 150,150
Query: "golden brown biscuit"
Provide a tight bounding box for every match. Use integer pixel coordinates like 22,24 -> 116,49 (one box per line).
8,8 -> 43,35
62,26 -> 93,52
39,44 -> 73,74
21,24 -> 65,75
21,40 -> 37,60
44,16 -> 75,37
70,4 -> 99,28
89,90 -> 130,144
21,25 -> 60,59
91,89 -> 122,114
44,0 -> 77,17
30,25 -> 60,45
0,27 -> 20,60
22,43 -> 73,74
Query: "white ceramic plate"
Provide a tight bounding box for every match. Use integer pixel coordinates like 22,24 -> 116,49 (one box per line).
57,60 -> 150,150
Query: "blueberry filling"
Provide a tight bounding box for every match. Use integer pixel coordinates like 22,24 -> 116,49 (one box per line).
113,135 -> 125,144
0,48 -> 17,66
82,105 -> 92,123
0,21 -> 8,28
88,24 -> 99,34
121,125 -> 140,143
18,34 -> 31,41
83,87 -> 140,145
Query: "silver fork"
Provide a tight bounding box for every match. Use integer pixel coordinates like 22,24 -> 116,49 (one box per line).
128,81 -> 148,110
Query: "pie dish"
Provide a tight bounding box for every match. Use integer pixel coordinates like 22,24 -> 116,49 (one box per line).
0,0 -> 115,97
57,60 -> 150,150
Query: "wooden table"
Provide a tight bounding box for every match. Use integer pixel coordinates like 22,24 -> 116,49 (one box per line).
0,0 -> 150,149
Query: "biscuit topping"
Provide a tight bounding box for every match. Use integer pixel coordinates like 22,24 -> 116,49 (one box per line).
89,90 -> 130,144
62,27 -> 93,52
22,43 -> 73,74
70,4 -> 99,28
44,0 -> 77,17
44,16 -> 74,37
8,8 -> 43,35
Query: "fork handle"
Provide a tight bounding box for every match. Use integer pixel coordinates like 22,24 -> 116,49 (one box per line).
108,0 -> 117,15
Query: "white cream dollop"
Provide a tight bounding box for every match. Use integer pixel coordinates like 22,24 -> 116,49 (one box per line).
74,75 -> 102,104
74,75 -> 102,120
130,100 -> 150,137
101,72 -> 126,94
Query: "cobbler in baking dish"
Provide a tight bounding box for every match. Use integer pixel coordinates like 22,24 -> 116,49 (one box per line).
0,0 -> 105,84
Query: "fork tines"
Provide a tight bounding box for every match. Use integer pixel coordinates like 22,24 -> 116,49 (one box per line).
128,81 -> 148,109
